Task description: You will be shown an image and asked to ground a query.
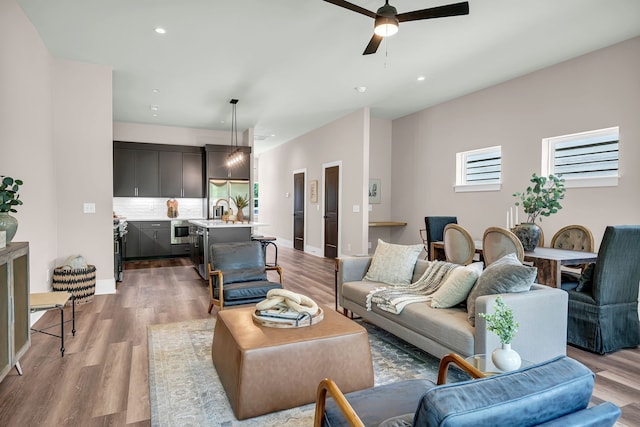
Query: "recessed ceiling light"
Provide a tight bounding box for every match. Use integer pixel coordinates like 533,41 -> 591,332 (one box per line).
355,86 -> 367,93
152,113 -> 158,117
154,27 -> 166,34
150,104 -> 159,111
152,88 -> 160,93
417,76 -> 426,81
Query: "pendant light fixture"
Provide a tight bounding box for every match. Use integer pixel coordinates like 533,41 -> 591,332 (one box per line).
226,99 -> 243,167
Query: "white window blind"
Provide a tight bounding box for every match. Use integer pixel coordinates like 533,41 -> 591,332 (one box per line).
455,146 -> 501,192
542,127 -> 619,188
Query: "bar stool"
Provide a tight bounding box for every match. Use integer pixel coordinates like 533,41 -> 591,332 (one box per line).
251,235 -> 278,267
30,291 -> 76,357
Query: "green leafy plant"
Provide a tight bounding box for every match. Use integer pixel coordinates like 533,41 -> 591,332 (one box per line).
478,296 -> 519,344
231,194 -> 249,210
0,176 -> 24,213
513,173 -> 566,223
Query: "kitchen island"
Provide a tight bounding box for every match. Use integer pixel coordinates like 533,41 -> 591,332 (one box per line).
189,220 -> 266,279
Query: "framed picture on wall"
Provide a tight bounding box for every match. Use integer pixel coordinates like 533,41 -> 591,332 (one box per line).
310,180 -> 318,203
369,179 -> 381,204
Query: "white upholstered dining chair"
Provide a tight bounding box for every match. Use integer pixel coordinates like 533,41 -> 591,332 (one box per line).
443,224 -> 475,265
482,226 -> 524,266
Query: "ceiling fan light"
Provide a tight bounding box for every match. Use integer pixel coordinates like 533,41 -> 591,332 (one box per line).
374,16 -> 399,37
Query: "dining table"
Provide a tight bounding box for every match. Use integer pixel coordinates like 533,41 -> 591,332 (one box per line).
430,240 -> 598,289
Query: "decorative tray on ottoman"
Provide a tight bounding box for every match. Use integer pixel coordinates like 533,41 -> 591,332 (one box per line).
252,307 -> 324,328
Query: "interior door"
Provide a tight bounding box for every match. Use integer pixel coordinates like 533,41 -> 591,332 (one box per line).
293,172 -> 305,251
324,166 -> 339,258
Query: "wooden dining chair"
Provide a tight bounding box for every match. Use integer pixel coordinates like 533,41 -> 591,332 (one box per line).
443,224 -> 475,265
482,227 -> 524,266
551,224 -> 595,279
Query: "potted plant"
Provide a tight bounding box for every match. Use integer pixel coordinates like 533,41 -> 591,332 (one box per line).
0,176 -> 24,243
231,194 -> 250,222
512,173 -> 566,250
479,296 -> 521,371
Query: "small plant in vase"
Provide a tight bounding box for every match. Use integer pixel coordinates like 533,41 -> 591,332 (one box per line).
479,296 -> 521,371
512,173 -> 566,250
231,194 -> 250,223
0,176 -> 24,243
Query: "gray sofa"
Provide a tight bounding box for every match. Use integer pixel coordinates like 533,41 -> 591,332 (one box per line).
337,256 -> 568,363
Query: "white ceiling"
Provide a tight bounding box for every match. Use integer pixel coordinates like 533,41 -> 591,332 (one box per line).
17,0 -> 640,154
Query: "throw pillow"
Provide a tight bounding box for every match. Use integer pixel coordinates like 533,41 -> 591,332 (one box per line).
466,253 -> 537,326
364,239 -> 423,285
430,263 -> 483,308
575,263 -> 596,293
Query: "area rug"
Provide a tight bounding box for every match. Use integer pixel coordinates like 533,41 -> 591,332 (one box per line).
148,317 -> 467,426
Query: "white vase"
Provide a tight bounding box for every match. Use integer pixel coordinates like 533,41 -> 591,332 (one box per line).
492,343 -> 521,372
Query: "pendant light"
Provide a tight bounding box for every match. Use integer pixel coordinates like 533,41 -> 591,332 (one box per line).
226,99 -> 243,167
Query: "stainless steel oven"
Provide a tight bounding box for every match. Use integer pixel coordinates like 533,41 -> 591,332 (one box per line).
171,220 -> 190,244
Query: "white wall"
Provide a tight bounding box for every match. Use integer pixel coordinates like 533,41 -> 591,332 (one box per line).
257,109 -> 370,256
1,0 -> 115,294
1,0 -> 57,293
52,59 -> 114,293
113,122 -> 236,147
391,36 -> 640,250
367,117 -> 394,253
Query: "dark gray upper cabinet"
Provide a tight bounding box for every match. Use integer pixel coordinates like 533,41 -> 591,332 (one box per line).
114,142 -> 204,198
159,150 -> 204,198
183,152 -> 204,197
205,145 -> 251,180
113,147 -> 159,197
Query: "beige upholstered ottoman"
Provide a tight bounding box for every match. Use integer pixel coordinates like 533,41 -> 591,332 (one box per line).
212,305 -> 374,420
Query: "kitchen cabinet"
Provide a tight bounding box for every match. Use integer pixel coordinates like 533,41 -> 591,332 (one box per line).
205,145 -> 251,180
124,222 -> 141,259
113,146 -> 160,197
1,242 -> 30,383
159,150 -> 204,198
124,221 -> 171,259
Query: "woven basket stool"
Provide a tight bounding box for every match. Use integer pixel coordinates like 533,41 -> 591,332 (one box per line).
52,265 -> 96,305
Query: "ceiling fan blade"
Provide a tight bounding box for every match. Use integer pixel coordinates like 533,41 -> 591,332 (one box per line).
363,34 -> 383,55
323,0 -> 376,19
397,1 -> 469,22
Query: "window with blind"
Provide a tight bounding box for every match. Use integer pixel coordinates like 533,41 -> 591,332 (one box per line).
542,127 -> 619,188
455,146 -> 502,192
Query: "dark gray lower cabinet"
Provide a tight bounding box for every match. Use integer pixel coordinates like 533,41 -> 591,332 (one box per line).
125,221 -> 171,259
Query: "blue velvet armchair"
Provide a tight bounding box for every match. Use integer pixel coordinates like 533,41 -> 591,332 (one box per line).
314,354 -> 620,427
207,241 -> 283,312
561,225 -> 640,354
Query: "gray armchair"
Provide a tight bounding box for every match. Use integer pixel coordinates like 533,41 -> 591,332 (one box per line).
562,225 -> 640,354
207,241 -> 283,313
314,355 -> 621,427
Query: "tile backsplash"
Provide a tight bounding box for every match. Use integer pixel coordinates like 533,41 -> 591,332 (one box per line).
113,197 -> 205,220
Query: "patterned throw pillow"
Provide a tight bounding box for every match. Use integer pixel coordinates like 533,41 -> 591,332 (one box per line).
364,239 -> 423,285
466,253 -> 537,326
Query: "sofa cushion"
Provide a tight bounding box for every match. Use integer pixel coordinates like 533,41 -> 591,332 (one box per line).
343,281 -> 474,356
430,262 -> 483,309
364,239 -> 423,285
467,253 -> 537,326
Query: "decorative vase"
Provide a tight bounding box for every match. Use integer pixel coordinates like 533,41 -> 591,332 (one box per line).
0,212 -> 19,243
513,222 -> 540,251
236,209 -> 244,222
492,343 -> 522,372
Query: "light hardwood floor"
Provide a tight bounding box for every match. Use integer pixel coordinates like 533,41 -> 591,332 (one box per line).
0,246 -> 638,426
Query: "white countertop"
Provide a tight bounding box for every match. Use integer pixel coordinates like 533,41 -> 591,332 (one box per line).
189,219 -> 266,228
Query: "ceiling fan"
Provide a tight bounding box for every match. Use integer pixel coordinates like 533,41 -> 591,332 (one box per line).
323,0 -> 469,55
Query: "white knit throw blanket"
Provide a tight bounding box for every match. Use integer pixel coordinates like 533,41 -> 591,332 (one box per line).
366,261 -> 458,314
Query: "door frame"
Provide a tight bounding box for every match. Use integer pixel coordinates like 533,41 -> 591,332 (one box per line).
322,161 -> 342,257
292,168 -> 307,252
